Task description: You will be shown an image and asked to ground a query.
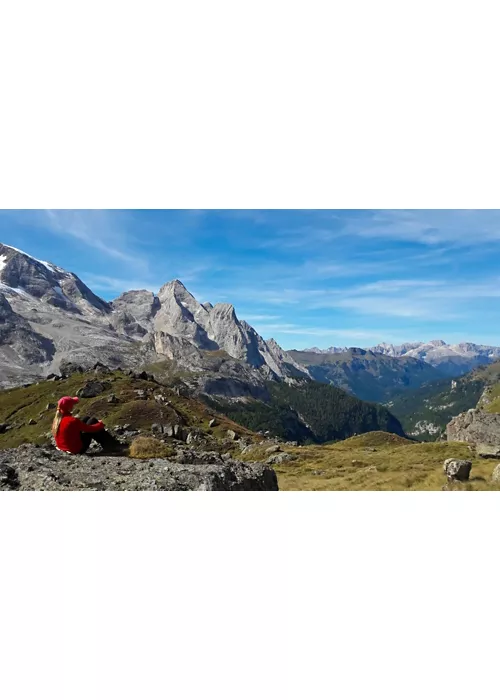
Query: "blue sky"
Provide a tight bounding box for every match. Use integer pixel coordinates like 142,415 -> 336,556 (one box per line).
0,209 -> 498,349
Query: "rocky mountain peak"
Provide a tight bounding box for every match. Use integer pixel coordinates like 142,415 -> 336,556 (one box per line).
0,243 -> 310,388
0,242 -> 110,314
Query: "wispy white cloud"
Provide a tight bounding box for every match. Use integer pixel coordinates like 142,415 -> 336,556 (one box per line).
81,273 -> 161,294
44,210 -> 150,272
342,209 -> 500,247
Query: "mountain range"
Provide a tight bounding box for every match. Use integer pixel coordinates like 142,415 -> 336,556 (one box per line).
0,242 -> 307,390
2,241 -> 500,447
303,340 -> 500,376
288,348 -> 444,403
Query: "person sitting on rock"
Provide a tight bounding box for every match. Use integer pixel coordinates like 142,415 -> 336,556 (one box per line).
52,396 -> 123,455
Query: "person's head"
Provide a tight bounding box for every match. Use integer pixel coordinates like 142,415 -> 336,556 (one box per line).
52,396 -> 80,437
57,396 -> 80,415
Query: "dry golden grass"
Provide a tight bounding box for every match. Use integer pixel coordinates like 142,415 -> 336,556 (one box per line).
129,436 -> 174,459
239,431 -> 500,491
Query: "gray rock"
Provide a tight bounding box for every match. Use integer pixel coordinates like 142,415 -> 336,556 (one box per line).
227,429 -> 237,441
447,410 -> 500,446
266,452 -> 296,465
0,424 -> 7,434
173,425 -> 187,441
0,444 -> 278,491
209,418 -> 217,428
491,465 -> 500,483
59,361 -> 85,376
265,445 -> 281,455
443,458 -> 472,482
77,381 -> 110,399
107,394 -> 119,404
28,419 -> 37,426
476,444 -> 500,459
113,424 -> 131,435
46,403 -> 56,411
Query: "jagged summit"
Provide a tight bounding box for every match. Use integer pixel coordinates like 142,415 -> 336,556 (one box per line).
0,242 -> 310,388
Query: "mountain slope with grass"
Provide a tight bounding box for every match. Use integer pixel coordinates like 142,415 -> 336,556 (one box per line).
0,368 -> 258,451
0,365 -> 406,452
261,432 -> 500,491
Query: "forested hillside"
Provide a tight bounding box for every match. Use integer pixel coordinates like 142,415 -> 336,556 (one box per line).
206,380 -> 405,443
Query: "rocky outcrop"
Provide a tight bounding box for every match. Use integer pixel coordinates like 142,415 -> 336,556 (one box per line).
0,444 -> 279,491
446,409 -> 500,446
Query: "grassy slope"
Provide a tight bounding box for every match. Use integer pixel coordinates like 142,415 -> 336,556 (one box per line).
2,376 -> 499,491
241,431 -> 500,491
0,370 -> 256,450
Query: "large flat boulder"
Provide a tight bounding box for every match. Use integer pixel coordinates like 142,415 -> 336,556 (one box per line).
476,444 -> 500,459
0,444 -> 279,491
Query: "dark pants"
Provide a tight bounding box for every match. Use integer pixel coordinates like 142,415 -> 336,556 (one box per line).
79,417 -> 121,454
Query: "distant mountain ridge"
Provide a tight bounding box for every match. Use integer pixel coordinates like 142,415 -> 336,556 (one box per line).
301,339 -> 500,376
288,347 -> 444,403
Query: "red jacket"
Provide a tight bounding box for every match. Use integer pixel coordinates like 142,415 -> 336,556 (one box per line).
55,415 -> 104,454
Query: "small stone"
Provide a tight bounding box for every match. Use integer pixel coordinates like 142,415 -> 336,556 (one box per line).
265,445 -> 281,455
46,403 -> 56,411
28,419 -> 37,426
107,394 -> 119,404
227,429 -> 237,440
209,419 -> 217,428
266,452 -> 296,465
